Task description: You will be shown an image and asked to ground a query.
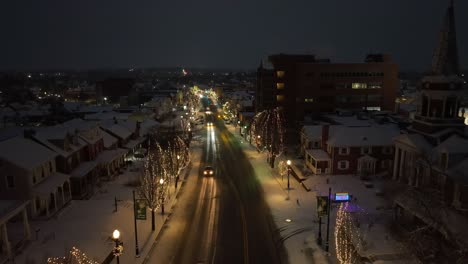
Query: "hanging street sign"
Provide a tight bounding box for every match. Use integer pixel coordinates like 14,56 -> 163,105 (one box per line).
317,196 -> 329,217
135,199 -> 147,220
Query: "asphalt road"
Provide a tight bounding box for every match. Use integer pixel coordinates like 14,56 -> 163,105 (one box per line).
147,112 -> 284,264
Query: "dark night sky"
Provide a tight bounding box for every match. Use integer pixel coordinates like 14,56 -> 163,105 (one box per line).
1,0 -> 467,71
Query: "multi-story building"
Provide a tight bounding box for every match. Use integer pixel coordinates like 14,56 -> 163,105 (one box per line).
301,124 -> 399,176
392,2 -> 468,261
0,136 -> 71,218
256,54 -> 399,128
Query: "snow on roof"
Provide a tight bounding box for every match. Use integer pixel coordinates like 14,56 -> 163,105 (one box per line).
101,130 -> 118,148
96,148 -> 127,164
394,133 -> 433,153
323,114 -> 375,126
0,136 -> 57,170
33,172 -> 69,197
62,119 -> 103,144
302,126 -> 322,139
305,149 -> 330,160
84,111 -> 130,121
119,120 -> 137,133
327,125 -> 400,147
70,161 -> 98,178
34,127 -> 87,157
435,134 -> 468,154
101,124 -> 132,140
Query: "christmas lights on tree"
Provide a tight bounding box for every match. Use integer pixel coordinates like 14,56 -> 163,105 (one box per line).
250,107 -> 285,168
335,202 -> 361,264
47,247 -> 99,264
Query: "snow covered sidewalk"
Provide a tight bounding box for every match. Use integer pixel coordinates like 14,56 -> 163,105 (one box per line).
227,126 -> 410,264
14,141 -> 203,264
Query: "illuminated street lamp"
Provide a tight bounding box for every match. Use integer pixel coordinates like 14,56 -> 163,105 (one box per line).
112,229 -> 123,264
159,178 -> 165,214
286,160 -> 291,190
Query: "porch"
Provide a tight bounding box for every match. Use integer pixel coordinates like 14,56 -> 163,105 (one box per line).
304,149 -> 330,174
32,172 -> 71,218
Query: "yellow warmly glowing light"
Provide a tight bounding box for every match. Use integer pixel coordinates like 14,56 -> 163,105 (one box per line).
112,229 -> 120,240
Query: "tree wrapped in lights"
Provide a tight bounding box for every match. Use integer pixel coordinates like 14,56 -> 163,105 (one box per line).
138,139 -> 167,230
47,247 -> 99,264
335,202 -> 360,264
164,135 -> 190,188
250,107 -> 285,168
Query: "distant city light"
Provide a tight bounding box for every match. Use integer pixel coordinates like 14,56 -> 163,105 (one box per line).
104,97 -> 108,101
27,74 -> 31,78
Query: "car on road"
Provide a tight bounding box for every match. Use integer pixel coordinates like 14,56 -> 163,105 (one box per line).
207,122 -> 213,127
203,166 -> 214,176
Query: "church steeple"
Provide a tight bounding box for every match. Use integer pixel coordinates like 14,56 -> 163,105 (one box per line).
431,0 -> 460,76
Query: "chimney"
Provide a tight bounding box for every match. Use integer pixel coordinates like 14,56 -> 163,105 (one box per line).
321,125 -> 329,150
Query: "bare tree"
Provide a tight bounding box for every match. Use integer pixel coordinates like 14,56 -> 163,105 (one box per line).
138,139 -> 167,230
250,107 -> 285,168
165,135 -> 190,188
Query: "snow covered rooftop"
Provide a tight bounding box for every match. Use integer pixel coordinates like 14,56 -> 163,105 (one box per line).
96,148 -> 127,164
434,134 -> 468,154
101,130 -> 118,148
33,172 -> 70,197
302,126 -> 322,139
84,111 -> 130,121
394,133 -> 433,153
327,125 -> 400,147
0,136 -> 57,170
305,149 -> 330,160
100,123 -> 132,140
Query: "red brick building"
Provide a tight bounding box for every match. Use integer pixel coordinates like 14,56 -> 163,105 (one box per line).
256,54 -> 399,128
301,124 -> 399,176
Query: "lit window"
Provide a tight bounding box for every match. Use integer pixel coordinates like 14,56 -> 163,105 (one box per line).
304,98 -> 314,103
368,82 -> 382,89
352,83 -> 367,89
276,95 -> 285,102
276,71 -> 285,78
276,83 -> 285,89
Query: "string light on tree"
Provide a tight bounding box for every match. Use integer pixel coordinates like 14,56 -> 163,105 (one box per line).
47,247 -> 99,264
335,202 -> 361,264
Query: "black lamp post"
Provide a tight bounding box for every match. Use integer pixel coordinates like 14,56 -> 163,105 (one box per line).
286,160 -> 291,190
112,229 -> 123,264
160,178 -> 165,215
